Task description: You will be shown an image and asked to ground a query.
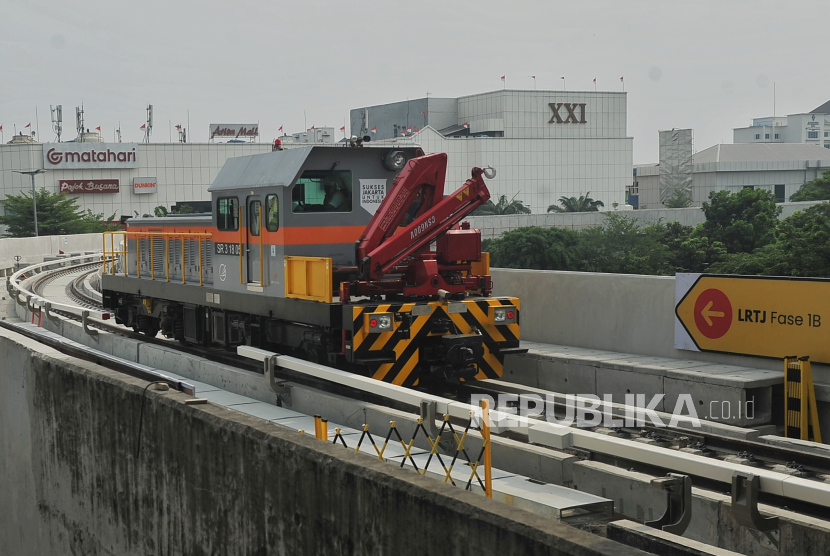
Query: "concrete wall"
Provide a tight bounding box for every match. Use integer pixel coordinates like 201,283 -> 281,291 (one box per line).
0,233 -> 102,273
492,268 -> 829,383
0,327 -> 644,556
469,201 -> 824,240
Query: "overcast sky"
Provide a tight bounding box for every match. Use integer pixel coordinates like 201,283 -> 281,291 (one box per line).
2,0 -> 828,163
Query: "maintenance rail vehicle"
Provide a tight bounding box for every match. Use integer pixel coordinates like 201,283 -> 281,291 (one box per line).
102,143 -> 524,386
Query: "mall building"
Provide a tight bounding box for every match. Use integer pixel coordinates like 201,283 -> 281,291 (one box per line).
0,133 -> 271,229
351,90 -> 634,212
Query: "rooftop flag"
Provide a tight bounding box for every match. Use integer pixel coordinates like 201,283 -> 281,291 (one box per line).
310,125 -> 315,130
370,126 -> 377,133
96,126 -> 101,131
593,78 -> 596,82
462,122 -> 468,129
140,124 -> 146,129
175,124 -> 182,130
500,75 -> 505,81
340,126 -> 345,131
25,123 -> 31,128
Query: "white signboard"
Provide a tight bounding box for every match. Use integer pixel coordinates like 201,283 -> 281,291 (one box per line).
359,179 -> 387,215
133,177 -> 157,195
44,143 -> 139,169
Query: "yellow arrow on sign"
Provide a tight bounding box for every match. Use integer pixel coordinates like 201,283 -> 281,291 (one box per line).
676,274 -> 830,363
701,301 -> 724,327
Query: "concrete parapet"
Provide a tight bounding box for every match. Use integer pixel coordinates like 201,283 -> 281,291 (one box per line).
0,327 -> 646,556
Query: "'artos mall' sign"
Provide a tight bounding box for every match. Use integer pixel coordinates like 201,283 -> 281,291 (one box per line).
43,143 -> 139,169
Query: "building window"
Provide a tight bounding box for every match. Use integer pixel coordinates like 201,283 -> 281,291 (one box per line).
774,184 -> 785,203
765,133 -> 770,139
755,134 -> 760,140
292,170 -> 353,213
825,132 -> 829,137
265,194 -> 279,231
216,197 -> 239,231
775,134 -> 779,139
808,131 -> 819,139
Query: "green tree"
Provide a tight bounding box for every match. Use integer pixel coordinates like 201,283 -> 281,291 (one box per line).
153,205 -> 169,217
472,193 -> 531,215
663,189 -> 693,208
694,188 -> 781,254
575,214 -> 670,275
486,226 -> 578,270
773,203 -> 830,276
0,188 -> 118,237
789,169 -> 830,202
548,192 -> 604,213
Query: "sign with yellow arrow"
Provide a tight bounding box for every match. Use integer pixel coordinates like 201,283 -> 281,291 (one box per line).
675,273 -> 830,362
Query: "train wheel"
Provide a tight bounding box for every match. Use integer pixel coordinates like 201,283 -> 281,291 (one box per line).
137,315 -> 160,338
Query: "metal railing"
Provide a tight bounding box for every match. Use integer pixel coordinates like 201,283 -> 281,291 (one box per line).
103,231 -> 212,286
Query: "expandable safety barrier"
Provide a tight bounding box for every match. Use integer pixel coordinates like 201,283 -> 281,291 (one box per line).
784,356 -> 822,443
103,231 -> 212,286
306,401 -> 493,498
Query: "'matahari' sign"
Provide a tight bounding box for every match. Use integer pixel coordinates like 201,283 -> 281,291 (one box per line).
675,273 -> 830,363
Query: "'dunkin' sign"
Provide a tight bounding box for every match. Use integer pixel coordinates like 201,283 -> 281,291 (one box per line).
133,177 -> 157,195
359,179 -> 387,215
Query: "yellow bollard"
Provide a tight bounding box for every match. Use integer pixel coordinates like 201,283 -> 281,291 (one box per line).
480,399 -> 493,499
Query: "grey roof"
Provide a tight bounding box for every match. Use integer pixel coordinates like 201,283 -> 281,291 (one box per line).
812,99 -> 830,114
207,146 -> 312,191
695,143 -> 830,164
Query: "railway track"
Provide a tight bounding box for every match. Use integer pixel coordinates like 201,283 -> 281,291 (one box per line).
20,260 -> 830,522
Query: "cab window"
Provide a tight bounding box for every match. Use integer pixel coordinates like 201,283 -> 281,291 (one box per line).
266,194 -> 279,231
217,197 -> 239,231
292,170 -> 352,213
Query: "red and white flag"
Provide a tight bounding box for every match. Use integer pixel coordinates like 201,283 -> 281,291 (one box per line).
175,124 -> 182,130
140,124 -> 146,130
500,75 -> 505,81
25,123 -> 31,128
407,126 -> 412,132
96,126 -> 101,131
620,76 -> 624,81
310,125 -> 315,130
462,122 -> 468,129
370,126 -> 377,133
278,125 -> 283,132
400,131 -> 405,137
593,78 -> 596,83
0,125 -> 3,132
531,75 -> 536,79
340,125 -> 345,131
415,128 -> 420,133
561,76 -> 565,80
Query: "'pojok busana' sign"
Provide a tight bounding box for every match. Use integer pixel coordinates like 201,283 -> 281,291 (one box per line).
59,179 -> 120,194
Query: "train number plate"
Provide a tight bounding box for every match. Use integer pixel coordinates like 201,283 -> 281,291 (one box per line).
214,242 -> 241,256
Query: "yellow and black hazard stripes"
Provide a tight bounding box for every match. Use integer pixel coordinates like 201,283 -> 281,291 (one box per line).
347,297 -> 521,385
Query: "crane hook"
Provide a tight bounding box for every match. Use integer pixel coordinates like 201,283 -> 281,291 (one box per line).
483,166 -> 497,179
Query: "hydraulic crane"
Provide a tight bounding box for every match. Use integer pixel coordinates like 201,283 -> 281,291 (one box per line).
351,152 -> 494,298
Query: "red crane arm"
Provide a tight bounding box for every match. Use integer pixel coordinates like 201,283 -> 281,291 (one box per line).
356,152 -> 447,266
357,155 -> 490,281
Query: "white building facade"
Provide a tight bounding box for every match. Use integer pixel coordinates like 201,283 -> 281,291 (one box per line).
733,100 -> 830,149
0,142 -> 272,226
634,143 -> 830,209
352,90 -> 633,213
